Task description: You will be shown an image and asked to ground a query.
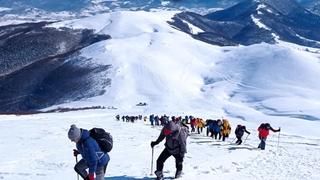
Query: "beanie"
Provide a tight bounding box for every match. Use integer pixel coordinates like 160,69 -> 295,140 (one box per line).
68,124 -> 81,142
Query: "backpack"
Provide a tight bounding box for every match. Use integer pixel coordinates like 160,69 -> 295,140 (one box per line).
258,123 -> 270,138
235,125 -> 244,137
89,128 -> 113,153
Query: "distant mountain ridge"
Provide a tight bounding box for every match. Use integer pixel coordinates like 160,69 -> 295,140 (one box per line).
169,0 -> 320,47
1,0 -> 319,21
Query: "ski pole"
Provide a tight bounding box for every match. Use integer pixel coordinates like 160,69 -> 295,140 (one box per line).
76,156 -> 79,180
150,147 -> 154,175
243,133 -> 250,144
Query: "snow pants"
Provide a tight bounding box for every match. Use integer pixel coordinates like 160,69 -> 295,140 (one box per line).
258,136 -> 267,150
74,159 -> 108,180
235,136 -> 243,145
212,131 -> 221,140
156,148 -> 184,175
191,125 -> 195,132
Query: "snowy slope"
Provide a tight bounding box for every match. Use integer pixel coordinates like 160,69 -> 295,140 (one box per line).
48,11 -> 320,135
0,110 -> 319,180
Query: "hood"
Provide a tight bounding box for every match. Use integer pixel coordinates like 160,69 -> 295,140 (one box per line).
79,129 -> 90,142
163,121 -> 181,139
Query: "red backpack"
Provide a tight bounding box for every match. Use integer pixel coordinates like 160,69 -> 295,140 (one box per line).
258,123 -> 269,138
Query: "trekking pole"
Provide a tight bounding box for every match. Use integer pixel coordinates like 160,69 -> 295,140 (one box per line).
231,137 -> 236,143
243,134 -> 250,144
76,156 -> 79,180
150,147 -> 154,176
277,128 -> 281,152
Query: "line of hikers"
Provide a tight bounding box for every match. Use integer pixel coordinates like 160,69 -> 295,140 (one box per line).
116,114 -> 143,122
69,116 -> 280,180
116,114 -> 281,148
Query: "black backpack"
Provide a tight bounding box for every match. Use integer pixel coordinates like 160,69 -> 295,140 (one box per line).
235,125 -> 244,137
89,128 -> 113,153
235,125 -> 243,136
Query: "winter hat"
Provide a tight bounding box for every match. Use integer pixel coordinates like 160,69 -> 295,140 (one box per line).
68,124 -> 81,142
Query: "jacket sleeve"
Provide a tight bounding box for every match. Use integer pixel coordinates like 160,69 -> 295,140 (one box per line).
84,139 -> 98,174
269,126 -> 280,132
244,127 -> 250,134
181,122 -> 189,129
155,130 -> 165,144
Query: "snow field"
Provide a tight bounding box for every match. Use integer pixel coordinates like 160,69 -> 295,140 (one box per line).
0,110 -> 319,180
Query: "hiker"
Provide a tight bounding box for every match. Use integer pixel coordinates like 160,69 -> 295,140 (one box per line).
68,125 -> 110,180
150,114 -> 155,126
151,120 -> 189,180
160,116 -> 165,126
210,119 -> 221,139
196,118 -> 205,134
160,115 -> 169,125
184,115 -> 189,124
155,115 -> 160,126
169,116 -> 176,124
130,116 -> 135,123
205,119 -> 214,136
235,124 -> 250,145
190,117 -> 196,132
257,123 -> 280,150
221,119 -> 231,141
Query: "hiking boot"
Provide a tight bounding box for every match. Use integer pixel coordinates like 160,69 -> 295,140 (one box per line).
155,170 -> 163,180
175,171 -> 182,178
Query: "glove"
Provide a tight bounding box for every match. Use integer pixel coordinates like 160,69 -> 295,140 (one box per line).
278,127 -> 281,132
73,149 -> 80,157
88,173 -> 94,180
151,141 -> 157,148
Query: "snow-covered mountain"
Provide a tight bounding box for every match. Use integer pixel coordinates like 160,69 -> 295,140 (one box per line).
0,1 -> 320,180
0,1 -> 319,121
170,0 -> 320,47
1,9 -> 319,122
0,22 -> 111,112
1,0 -> 319,22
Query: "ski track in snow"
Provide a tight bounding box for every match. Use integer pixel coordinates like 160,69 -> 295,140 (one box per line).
0,111 -> 319,180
